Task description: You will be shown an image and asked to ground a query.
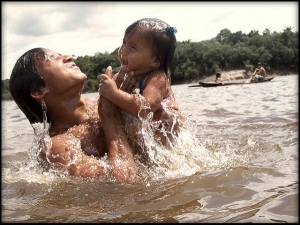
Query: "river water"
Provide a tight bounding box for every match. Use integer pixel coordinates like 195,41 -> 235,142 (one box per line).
2,75 -> 298,223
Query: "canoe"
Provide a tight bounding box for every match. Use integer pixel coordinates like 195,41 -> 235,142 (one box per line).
189,77 -> 274,88
250,76 -> 274,83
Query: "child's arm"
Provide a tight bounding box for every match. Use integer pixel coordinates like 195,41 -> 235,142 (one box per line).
100,68 -> 167,118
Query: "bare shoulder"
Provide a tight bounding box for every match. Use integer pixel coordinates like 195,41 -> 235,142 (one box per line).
145,70 -> 168,86
150,69 -> 167,79
48,133 -> 79,164
47,133 -> 106,179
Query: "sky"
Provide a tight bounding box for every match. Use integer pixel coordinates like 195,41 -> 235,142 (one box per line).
2,1 -> 298,80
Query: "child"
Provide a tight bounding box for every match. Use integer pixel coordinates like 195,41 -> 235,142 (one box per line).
215,72 -> 223,84
99,18 -> 184,152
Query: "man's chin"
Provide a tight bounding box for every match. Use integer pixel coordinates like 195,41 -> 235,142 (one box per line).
76,72 -> 87,79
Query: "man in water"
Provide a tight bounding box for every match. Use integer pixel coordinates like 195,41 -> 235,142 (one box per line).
252,62 -> 266,81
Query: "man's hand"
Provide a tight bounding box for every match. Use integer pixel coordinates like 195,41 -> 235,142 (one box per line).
99,66 -> 118,98
99,65 -> 135,98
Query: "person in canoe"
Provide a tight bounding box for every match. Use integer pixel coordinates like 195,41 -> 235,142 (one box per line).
215,72 -> 224,84
252,62 -> 266,81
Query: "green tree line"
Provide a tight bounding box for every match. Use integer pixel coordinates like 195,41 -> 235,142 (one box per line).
2,26 -> 298,100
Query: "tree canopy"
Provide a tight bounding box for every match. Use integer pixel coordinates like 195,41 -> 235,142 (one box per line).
2,26 -> 298,100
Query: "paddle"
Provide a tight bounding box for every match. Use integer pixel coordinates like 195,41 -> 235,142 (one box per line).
246,69 -> 257,83
188,84 -> 202,87
246,74 -> 254,83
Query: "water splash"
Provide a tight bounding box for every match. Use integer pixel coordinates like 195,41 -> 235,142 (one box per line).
117,90 -> 214,182
44,53 -> 54,62
119,73 -> 128,89
24,95 -> 253,183
28,99 -> 52,173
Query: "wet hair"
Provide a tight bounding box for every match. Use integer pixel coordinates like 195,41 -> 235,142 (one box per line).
216,72 -> 221,78
9,48 -> 49,124
124,18 -> 177,79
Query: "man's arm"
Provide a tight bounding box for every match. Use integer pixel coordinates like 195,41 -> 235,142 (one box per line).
252,68 -> 258,76
98,65 -> 137,182
46,105 -> 137,182
99,96 -> 137,182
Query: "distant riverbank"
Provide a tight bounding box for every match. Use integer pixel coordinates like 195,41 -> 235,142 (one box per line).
182,69 -> 297,84
2,70 -> 297,101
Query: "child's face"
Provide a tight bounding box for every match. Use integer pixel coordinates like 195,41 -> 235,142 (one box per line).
118,30 -> 158,76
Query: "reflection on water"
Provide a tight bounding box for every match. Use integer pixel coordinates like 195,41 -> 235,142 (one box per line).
2,75 -> 298,222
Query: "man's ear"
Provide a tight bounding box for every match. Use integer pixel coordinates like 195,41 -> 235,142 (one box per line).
30,88 -> 48,102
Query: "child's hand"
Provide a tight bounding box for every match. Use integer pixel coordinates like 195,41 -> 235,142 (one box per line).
99,66 -> 118,98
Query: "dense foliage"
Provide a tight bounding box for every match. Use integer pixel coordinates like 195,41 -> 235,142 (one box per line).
2,27 -> 298,100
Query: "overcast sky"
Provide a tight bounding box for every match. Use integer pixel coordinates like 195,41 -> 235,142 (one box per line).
2,1 -> 298,80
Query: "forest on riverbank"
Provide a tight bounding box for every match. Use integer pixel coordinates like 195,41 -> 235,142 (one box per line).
2,26 -> 298,100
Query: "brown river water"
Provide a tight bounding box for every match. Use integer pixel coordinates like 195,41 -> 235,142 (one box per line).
1,74 -> 298,222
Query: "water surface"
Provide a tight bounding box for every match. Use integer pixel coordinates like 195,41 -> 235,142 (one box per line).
2,75 -> 298,222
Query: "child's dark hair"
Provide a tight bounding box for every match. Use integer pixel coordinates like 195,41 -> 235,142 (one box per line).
125,18 -> 177,79
216,72 -> 221,78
